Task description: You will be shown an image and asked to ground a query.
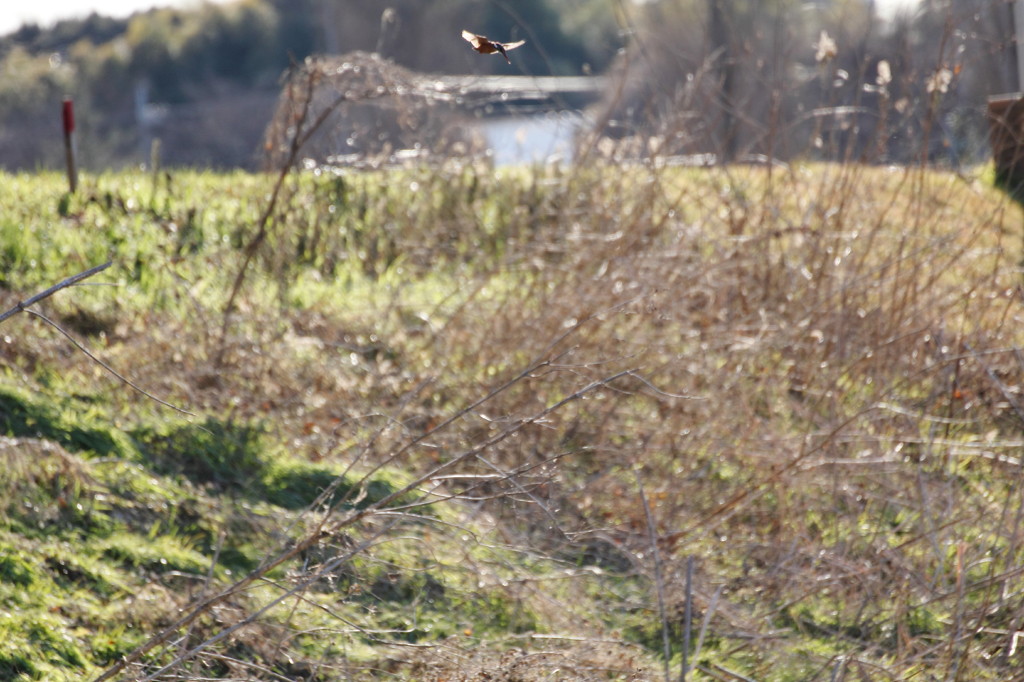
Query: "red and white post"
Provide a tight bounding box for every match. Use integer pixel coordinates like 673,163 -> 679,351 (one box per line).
62,98 -> 77,194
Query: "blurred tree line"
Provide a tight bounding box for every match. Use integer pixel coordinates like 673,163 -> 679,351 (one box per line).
602,0 -> 1018,166
0,0 -> 619,168
0,0 -> 1017,169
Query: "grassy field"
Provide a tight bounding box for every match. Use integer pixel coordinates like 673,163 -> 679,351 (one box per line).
1,159 -> 1023,680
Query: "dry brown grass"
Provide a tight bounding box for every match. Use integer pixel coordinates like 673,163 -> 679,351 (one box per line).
4,144 -> 1024,680
87,158 -> 1024,678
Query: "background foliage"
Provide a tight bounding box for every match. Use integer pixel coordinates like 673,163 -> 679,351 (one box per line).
0,0 -> 1019,169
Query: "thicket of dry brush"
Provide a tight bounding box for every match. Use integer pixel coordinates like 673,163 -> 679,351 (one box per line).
47,152 -> 1017,680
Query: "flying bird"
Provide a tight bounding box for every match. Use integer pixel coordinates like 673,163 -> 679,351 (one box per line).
462,30 -> 526,65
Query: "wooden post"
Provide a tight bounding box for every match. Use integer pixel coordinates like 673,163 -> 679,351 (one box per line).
62,98 -> 77,194
989,94 -> 1024,192
1016,0 -> 1024,90
987,3 -> 1024,193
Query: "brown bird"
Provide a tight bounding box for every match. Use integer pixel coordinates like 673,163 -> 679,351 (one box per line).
462,30 -> 526,65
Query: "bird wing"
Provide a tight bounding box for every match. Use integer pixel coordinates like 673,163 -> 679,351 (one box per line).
462,30 -> 486,49
502,40 -> 526,51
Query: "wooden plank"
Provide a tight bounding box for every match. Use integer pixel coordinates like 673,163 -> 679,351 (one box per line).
988,93 -> 1024,191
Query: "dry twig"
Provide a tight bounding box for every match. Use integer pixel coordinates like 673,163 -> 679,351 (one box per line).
0,260 -> 112,325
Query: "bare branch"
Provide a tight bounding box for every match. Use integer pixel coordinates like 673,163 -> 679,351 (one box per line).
91,367 -> 636,682
27,310 -> 195,418
0,260 -> 112,325
0,261 -> 194,416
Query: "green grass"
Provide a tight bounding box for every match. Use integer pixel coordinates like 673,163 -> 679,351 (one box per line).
1,162 -> 1023,679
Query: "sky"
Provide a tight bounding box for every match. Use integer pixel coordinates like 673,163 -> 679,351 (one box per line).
0,0 -> 922,37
